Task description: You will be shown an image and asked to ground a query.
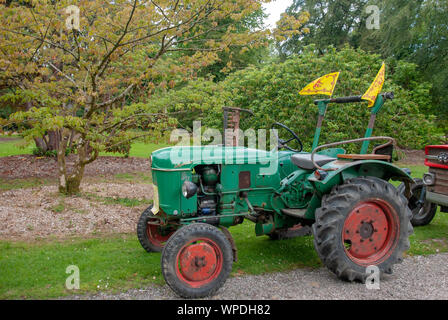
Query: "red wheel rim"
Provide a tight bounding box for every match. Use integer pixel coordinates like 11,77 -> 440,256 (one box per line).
175,238 -> 223,288
146,221 -> 174,248
342,199 -> 399,266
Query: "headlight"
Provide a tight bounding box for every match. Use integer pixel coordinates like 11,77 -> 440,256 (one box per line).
182,181 -> 198,199
423,173 -> 435,186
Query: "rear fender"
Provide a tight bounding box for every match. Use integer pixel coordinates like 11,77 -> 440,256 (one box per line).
308,160 -> 413,195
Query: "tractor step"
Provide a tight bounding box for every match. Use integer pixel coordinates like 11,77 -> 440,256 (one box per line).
281,208 -> 307,219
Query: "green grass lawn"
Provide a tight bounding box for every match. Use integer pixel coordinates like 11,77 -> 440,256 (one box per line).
0,138 -> 34,157
0,223 -> 319,299
402,165 -> 427,179
0,136 -> 169,158
0,177 -> 50,191
1,209 -> 447,299
2,137 -> 444,299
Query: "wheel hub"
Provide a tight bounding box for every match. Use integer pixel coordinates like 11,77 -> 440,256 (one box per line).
359,221 -> 374,239
343,200 -> 398,264
178,242 -> 218,282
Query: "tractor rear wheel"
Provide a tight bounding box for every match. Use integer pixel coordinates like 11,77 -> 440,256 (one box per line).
137,205 -> 177,253
398,178 -> 438,226
312,177 -> 413,282
161,223 -> 233,298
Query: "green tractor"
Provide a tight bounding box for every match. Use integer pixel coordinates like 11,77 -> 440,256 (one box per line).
137,91 -> 414,298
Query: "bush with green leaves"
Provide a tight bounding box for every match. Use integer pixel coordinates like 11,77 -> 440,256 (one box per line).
156,46 -> 442,151
32,147 -> 72,158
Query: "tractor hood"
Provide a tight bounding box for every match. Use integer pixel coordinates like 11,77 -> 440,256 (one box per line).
151,146 -> 283,170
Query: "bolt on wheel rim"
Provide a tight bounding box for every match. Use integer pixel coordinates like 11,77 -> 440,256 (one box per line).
343,199 -> 399,265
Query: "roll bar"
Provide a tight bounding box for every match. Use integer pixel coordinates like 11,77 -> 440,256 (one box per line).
311,92 -> 395,151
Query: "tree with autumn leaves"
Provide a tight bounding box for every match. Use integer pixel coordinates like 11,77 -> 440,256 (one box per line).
0,0 -> 309,194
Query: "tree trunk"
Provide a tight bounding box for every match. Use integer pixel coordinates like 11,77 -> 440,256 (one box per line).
65,163 -> 85,195
28,102 -> 63,153
34,137 -> 48,151
34,130 -> 61,153
57,129 -> 70,194
58,154 -> 85,195
47,130 -> 61,150
57,133 -> 97,195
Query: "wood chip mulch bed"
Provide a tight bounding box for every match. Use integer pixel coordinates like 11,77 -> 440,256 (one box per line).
0,183 -> 153,241
0,155 -> 151,180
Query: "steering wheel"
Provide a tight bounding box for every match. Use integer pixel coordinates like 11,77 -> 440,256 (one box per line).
271,122 -> 303,153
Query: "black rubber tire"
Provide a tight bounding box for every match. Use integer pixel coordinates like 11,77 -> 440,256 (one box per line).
398,178 -> 438,226
137,205 -> 174,253
312,177 -> 413,282
161,223 -> 233,298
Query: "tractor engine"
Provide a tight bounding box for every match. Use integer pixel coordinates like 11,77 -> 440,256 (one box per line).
193,165 -> 220,222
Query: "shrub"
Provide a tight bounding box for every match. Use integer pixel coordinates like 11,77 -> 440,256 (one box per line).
32,147 -> 72,157
149,46 -> 443,151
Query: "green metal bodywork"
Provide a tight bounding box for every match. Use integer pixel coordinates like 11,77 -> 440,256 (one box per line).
149,92 -> 412,236
150,145 -> 412,235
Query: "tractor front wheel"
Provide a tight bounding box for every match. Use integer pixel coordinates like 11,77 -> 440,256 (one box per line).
137,205 -> 177,252
161,223 -> 233,298
312,177 -> 413,282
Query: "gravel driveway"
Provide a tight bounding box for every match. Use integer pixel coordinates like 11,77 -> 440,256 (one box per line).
68,253 -> 448,300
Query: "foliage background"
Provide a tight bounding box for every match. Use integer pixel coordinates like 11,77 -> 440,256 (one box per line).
281,0 -> 447,135
146,46 -> 443,151
1,0 -> 446,154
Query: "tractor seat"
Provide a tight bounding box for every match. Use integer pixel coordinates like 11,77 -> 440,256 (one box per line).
291,154 -> 337,170
337,154 -> 391,161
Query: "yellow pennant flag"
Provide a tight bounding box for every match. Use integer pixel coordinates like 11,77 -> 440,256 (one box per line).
299,72 -> 340,97
362,63 -> 386,107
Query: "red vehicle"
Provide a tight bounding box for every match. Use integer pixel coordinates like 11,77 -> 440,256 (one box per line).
423,145 -> 448,212
401,145 -> 448,226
